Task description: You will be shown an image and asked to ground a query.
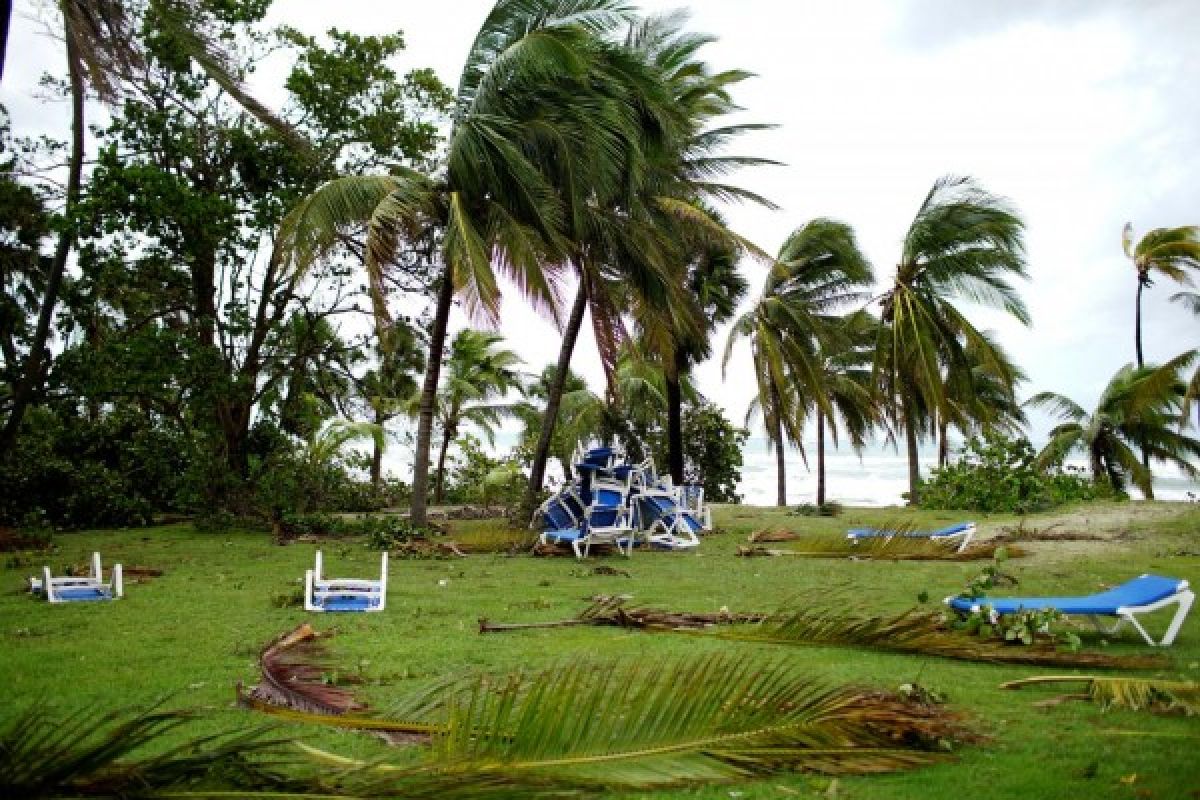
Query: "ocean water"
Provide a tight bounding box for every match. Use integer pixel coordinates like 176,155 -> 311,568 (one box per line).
382,431 -> 1200,507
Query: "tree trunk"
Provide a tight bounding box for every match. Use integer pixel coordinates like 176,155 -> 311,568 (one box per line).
433,424 -> 452,505
559,457 -> 573,483
370,408 -> 385,487
1134,277 -> 1153,486
904,408 -> 920,505
410,273 -> 455,526
770,381 -> 786,507
0,30 -> 84,458
666,347 -> 685,485
1135,276 -> 1145,368
816,411 -> 826,507
0,2 -> 11,83
937,418 -> 949,468
523,280 -> 588,513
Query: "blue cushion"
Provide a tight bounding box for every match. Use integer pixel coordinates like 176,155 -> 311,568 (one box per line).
949,574 -> 1186,616
544,527 -> 584,544
54,587 -> 113,602
319,594 -> 380,612
541,499 -> 574,531
849,522 -> 973,540
593,488 -> 624,508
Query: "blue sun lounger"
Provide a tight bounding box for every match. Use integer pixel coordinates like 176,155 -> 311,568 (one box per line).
632,493 -> 703,550
946,574 -> 1194,647
30,552 -> 123,603
304,550 -> 387,612
847,522 -> 976,552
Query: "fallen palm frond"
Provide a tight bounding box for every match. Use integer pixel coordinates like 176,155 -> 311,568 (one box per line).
739,535 -> 1024,561
479,595 -> 767,634
716,606 -> 1168,669
306,655 -> 977,791
1002,676 -> 1200,715
748,528 -> 803,542
239,623 -> 364,715
0,704 -> 320,799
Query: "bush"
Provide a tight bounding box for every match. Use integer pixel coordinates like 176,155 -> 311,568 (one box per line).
0,407 -> 187,528
917,433 -> 1102,514
442,435 -> 527,508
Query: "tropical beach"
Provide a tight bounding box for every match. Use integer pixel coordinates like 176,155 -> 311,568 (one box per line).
1,1 -> 1198,798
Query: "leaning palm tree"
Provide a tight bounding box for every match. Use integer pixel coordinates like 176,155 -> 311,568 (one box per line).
1028,356 -> 1200,497
876,176 -> 1029,503
522,12 -> 773,511
725,219 -> 873,506
1123,223 -> 1200,367
277,1 -> 666,526
428,330 -> 523,504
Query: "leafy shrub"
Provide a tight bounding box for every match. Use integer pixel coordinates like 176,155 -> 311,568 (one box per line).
917,433 -> 1102,514
443,435 -> 527,508
0,407 -> 187,528
277,512 -> 438,549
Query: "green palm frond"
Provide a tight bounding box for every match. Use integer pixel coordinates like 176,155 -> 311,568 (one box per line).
1002,676 -> 1200,716
714,604 -> 1167,670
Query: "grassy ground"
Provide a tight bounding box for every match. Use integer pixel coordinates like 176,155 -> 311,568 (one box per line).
2,501 -> 1198,799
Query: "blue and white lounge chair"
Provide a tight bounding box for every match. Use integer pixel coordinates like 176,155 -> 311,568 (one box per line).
632,492 -> 703,550
531,488 -> 585,531
946,574 -> 1194,647
305,550 -> 387,612
30,552 -> 122,603
847,522 -> 976,552
540,506 -> 636,559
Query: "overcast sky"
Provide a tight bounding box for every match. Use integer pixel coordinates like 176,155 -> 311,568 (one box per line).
7,0 -> 1199,445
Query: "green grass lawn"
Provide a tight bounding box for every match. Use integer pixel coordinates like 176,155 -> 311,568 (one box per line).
3,502 -> 1198,798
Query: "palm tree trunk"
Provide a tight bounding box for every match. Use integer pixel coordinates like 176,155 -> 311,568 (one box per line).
1135,277 -> 1145,368
904,408 -> 920,505
816,411 -> 826,507
524,280 -> 588,514
937,418 -> 949,468
1134,278 -> 1153,482
0,32 -> 84,459
433,425 -> 452,505
666,347 -> 686,485
770,382 -> 786,507
410,273 -> 455,526
0,2 -> 10,83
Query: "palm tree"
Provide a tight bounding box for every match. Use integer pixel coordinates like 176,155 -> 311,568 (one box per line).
515,366 -> 595,484
1028,356 -> 1200,496
876,176 -> 1029,503
277,1 -> 666,526
429,330 -> 523,504
522,12 -> 773,510
1123,223 -> 1200,367
936,330 -> 1027,467
359,324 -> 424,487
1171,292 -> 1200,426
725,219 -> 873,506
808,310 -> 880,506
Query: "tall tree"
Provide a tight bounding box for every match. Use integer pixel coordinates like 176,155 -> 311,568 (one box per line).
876,176 -> 1029,503
429,330 -> 523,504
1123,223 -> 1200,368
1029,356 -> 1200,496
278,1 -> 668,526
725,219 -> 872,506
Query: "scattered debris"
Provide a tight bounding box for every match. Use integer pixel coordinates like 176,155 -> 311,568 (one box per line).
747,529 -> 802,543
479,595 -> 767,634
1001,675 -> 1200,716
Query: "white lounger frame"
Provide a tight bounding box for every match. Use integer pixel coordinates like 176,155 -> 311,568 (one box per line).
304,550 -> 388,612
948,577 -> 1194,647
30,552 -> 123,603
850,522 -> 976,553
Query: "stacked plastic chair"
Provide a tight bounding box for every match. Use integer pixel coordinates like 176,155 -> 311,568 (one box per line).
534,443 -> 712,558
30,552 -> 123,603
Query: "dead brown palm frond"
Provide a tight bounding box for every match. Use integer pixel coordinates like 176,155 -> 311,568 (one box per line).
479,595 -> 767,634
1002,676 -> 1200,716
240,623 -> 364,715
748,528 -> 803,542
740,533 -> 1024,561
717,605 -> 1168,670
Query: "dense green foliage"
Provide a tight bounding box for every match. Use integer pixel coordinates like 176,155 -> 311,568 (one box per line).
917,433 -> 1104,514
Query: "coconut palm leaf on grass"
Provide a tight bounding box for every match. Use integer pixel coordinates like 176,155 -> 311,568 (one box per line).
716,605 -> 1168,670
1002,676 -> 1200,716
0,705 -> 320,799
293,656 -> 975,791
740,533 -> 1024,561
